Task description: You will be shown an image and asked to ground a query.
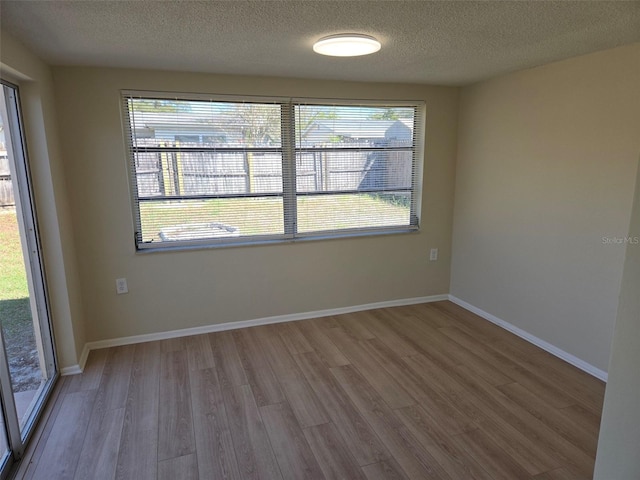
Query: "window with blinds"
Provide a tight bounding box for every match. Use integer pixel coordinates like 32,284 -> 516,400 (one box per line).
122,91 -> 424,249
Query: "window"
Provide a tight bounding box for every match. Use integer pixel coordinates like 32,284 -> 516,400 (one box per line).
122,91 -> 424,249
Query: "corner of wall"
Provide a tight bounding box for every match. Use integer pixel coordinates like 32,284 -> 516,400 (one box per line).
1,30 -> 87,372
594,157 -> 640,479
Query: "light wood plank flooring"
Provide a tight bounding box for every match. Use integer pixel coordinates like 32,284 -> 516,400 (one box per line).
16,301 -> 605,479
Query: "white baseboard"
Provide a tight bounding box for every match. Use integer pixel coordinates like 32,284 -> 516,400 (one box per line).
60,365 -> 82,376
70,294 -> 449,373
61,343 -> 91,375
78,343 -> 91,372
448,295 -> 608,382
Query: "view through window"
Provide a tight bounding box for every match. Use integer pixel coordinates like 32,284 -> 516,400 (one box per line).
123,93 -> 423,249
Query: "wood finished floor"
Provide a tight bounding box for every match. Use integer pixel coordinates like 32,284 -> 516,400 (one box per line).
16,301 -> 605,480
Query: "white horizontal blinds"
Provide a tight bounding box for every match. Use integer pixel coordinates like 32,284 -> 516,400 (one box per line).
123,92 -> 423,248
293,103 -> 419,234
124,94 -> 284,245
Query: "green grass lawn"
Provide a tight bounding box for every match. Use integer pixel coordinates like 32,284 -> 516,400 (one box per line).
0,211 -> 29,300
0,211 -> 31,332
140,194 -> 410,242
0,210 -> 40,392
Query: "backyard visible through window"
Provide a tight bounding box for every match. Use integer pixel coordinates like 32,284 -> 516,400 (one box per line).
124,93 -> 423,248
0,211 -> 41,394
1,82 -> 56,452
1,115 -> 44,397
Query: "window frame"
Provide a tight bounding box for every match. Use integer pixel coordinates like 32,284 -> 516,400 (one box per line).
122,90 -> 425,251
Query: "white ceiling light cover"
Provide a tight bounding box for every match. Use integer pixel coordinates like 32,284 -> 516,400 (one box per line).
313,34 -> 381,57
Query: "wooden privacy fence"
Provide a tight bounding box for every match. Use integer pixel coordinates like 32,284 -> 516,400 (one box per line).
135,146 -> 412,198
0,154 -> 14,207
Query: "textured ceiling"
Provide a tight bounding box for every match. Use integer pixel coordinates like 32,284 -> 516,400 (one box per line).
1,0 -> 639,86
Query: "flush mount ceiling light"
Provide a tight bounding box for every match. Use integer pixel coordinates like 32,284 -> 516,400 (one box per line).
313,34 -> 381,57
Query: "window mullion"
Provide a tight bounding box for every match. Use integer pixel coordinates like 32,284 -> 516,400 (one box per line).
281,102 -> 297,236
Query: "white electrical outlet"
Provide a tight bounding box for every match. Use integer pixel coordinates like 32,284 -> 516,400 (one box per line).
116,278 -> 128,294
429,248 -> 438,261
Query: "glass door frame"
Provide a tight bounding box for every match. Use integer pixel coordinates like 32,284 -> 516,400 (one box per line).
0,79 -> 59,476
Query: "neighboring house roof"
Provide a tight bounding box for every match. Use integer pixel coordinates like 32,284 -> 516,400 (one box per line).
301,119 -> 412,145
132,113 -> 412,146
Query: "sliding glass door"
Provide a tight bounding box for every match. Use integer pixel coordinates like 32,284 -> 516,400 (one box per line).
0,81 -> 58,477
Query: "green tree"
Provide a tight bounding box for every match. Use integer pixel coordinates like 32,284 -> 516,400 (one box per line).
231,104 -> 281,192
369,109 -> 399,120
368,108 -> 413,121
296,106 -> 338,142
131,99 -> 190,113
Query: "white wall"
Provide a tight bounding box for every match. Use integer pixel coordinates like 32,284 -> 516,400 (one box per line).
451,44 -> 640,372
51,67 -> 459,343
594,159 -> 640,479
0,32 -> 86,371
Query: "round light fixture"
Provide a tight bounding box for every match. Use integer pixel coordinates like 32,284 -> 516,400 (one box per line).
313,34 -> 381,57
